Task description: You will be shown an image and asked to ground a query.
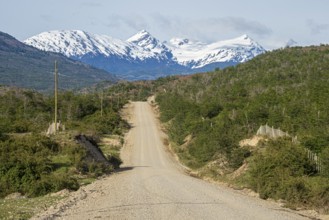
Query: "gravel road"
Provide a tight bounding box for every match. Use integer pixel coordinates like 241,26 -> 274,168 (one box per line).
33,101 -> 311,220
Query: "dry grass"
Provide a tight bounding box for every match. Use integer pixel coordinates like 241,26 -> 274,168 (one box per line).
0,194 -> 66,220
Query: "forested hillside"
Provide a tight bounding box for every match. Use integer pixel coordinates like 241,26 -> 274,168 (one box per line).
150,46 -> 329,212
0,31 -> 116,92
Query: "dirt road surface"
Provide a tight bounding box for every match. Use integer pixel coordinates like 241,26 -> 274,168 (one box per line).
33,101 -> 311,220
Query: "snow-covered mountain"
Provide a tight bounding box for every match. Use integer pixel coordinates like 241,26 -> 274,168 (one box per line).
25,30 -> 160,60
167,34 -> 265,69
24,30 -> 265,80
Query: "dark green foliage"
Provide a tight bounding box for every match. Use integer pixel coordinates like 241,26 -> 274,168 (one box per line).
154,46 -> 329,162
248,139 -> 316,200
200,100 -> 223,119
105,81 -> 154,102
0,88 -> 128,135
302,136 -> 329,154
320,147 -> 329,177
106,154 -> 122,169
83,110 -> 128,135
247,139 -> 329,211
30,174 -> 79,197
228,147 -> 251,169
0,134 -> 78,197
151,45 -> 329,211
76,160 -> 113,177
0,88 -> 51,133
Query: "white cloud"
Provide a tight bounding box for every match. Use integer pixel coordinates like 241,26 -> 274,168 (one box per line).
105,14 -> 150,38
307,19 -> 329,34
104,14 -> 272,42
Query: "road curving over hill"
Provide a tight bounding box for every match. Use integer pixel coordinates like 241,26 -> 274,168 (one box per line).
34,101 -> 310,220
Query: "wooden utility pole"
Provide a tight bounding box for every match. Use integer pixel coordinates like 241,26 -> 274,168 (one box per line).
54,60 -> 58,134
100,90 -> 104,117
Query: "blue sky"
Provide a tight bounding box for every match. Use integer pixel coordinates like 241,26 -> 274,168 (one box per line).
1,0 -> 329,49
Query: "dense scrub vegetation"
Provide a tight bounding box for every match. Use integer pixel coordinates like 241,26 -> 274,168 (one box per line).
152,46 -> 329,212
248,139 -> 329,211
0,134 -> 79,197
0,86 -> 129,198
0,86 -> 129,135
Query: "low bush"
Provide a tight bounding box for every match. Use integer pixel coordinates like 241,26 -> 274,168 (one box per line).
28,174 -> 79,197
107,154 -> 122,169
0,135 -> 60,197
0,133 -> 116,198
246,138 -> 328,210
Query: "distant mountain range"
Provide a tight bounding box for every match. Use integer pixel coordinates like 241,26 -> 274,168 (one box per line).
0,31 -> 116,92
25,30 -> 266,80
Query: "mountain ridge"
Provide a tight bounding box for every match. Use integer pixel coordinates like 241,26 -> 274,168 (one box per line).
25,30 -> 266,80
167,34 -> 264,69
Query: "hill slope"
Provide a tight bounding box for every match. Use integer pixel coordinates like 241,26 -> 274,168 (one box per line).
155,45 -> 329,153
121,45 -> 329,212
0,31 -> 116,92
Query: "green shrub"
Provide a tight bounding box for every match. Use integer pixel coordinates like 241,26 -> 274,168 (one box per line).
320,147 -> 329,177
28,174 -> 79,197
305,177 -> 329,213
229,147 -> 251,169
247,139 -> 318,203
0,135 -> 57,197
0,134 -> 80,198
302,136 -> 329,154
107,154 -> 122,169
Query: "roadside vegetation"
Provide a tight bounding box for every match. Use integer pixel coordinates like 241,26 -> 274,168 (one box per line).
0,193 -> 64,220
147,46 -> 329,213
0,86 -> 129,218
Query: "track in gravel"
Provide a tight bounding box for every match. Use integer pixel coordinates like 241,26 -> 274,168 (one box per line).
41,101 -> 309,220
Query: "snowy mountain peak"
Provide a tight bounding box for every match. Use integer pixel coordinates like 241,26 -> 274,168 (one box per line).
24,30 -> 266,80
24,30 -> 155,59
25,30 -> 119,57
238,34 -> 254,44
219,34 -> 258,47
127,30 -> 172,59
127,30 -> 162,50
127,29 -> 150,41
240,34 -> 251,40
166,34 -> 265,69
